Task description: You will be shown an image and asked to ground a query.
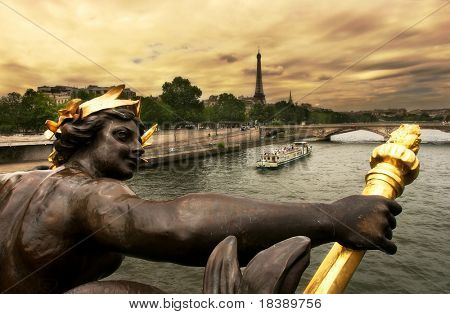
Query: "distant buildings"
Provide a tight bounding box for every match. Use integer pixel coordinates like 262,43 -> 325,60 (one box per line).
348,108 -> 449,122
37,85 -> 78,94
84,85 -> 136,98
203,95 -> 254,113
203,95 -> 219,107
409,108 -> 450,118
37,85 -> 137,104
300,103 -> 313,110
238,96 -> 257,113
372,108 -> 407,118
37,85 -> 77,104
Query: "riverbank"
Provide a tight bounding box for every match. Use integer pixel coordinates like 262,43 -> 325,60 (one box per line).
0,145 -> 244,173
0,128 -> 266,172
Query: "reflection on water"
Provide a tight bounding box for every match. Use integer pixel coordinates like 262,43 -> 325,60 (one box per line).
107,131 -> 450,293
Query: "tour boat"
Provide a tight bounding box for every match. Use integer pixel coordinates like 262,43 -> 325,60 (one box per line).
256,142 -> 312,169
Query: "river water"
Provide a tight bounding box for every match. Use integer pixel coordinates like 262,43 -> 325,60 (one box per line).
107,130 -> 450,293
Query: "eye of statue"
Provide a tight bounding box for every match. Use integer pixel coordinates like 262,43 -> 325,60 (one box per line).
115,130 -> 129,142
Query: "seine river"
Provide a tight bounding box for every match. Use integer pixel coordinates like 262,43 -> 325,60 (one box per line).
107,130 -> 450,293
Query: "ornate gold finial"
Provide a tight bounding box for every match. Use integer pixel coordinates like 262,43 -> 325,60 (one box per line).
369,124 -> 421,188
386,124 -> 421,153
304,124 -> 421,294
44,85 -> 157,167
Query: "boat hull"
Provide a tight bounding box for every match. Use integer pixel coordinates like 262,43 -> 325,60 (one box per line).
256,150 -> 311,169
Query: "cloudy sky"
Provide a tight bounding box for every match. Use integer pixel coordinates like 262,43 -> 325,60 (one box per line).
0,0 -> 448,110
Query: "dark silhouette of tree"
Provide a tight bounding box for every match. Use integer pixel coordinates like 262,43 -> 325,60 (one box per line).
161,77 -> 203,124
0,90 -> 57,133
140,96 -> 175,128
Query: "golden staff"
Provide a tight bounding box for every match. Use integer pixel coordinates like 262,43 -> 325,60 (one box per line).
304,124 -> 421,294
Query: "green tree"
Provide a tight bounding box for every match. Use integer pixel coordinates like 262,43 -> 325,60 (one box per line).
140,96 -> 175,127
249,102 -> 265,123
263,105 -> 276,124
161,77 -> 203,123
269,101 -> 310,125
356,113 -> 378,122
273,101 -> 294,124
0,92 -> 22,133
0,90 -> 57,133
19,89 -> 57,132
308,110 -> 354,124
203,105 -> 220,124
216,93 -> 246,122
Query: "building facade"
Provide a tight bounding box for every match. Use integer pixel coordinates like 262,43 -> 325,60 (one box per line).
37,86 -> 74,105
37,85 -> 137,105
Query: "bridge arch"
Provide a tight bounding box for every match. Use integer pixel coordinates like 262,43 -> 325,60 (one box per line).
329,129 -> 386,141
324,127 -> 390,139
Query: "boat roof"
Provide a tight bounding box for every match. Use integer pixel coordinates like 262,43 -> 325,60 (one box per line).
294,141 -> 308,144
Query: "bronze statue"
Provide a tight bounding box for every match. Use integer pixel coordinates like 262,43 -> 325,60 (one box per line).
0,86 -> 401,293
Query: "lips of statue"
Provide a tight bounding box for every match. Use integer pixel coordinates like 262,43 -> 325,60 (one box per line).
88,119 -> 144,180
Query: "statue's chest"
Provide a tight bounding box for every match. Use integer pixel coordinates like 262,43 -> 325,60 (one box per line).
45,250 -> 124,293
72,250 -> 125,280
21,235 -> 124,289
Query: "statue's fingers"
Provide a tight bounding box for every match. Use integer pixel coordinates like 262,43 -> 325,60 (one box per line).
385,227 -> 393,240
379,238 -> 397,255
387,213 -> 397,230
387,199 -> 402,216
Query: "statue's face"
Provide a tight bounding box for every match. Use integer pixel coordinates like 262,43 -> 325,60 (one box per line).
88,118 -> 144,180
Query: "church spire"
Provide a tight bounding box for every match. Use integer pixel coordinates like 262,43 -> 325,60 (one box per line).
253,49 -> 266,104
288,90 -> 293,105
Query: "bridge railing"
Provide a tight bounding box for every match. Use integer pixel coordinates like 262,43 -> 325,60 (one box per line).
260,122 -> 448,128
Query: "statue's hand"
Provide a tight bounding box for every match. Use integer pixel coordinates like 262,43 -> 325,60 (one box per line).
330,195 -> 402,255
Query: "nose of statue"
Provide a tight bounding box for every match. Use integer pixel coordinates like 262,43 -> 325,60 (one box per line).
132,145 -> 145,157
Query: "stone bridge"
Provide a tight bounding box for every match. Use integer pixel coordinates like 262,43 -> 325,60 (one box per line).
260,122 -> 450,141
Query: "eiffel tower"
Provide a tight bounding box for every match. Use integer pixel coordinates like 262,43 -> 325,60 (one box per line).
253,49 -> 266,104
288,90 -> 293,105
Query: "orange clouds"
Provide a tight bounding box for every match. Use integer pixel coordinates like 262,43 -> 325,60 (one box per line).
0,0 -> 448,110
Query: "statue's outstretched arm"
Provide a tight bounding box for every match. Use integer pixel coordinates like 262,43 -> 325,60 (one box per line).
73,180 -> 400,266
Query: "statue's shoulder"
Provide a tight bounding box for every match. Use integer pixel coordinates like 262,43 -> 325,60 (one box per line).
1,166 -> 136,206
0,167 -> 133,196
0,168 -> 53,186
58,167 -> 136,199
80,177 -> 135,196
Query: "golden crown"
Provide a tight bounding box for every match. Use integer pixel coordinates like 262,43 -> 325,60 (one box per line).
45,85 -> 157,167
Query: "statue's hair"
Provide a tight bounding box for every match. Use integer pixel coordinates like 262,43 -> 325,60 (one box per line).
53,108 -> 145,166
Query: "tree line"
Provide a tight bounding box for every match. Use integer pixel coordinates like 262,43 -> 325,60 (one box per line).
0,76 -> 441,134
0,90 -> 59,134
137,77 -> 378,128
